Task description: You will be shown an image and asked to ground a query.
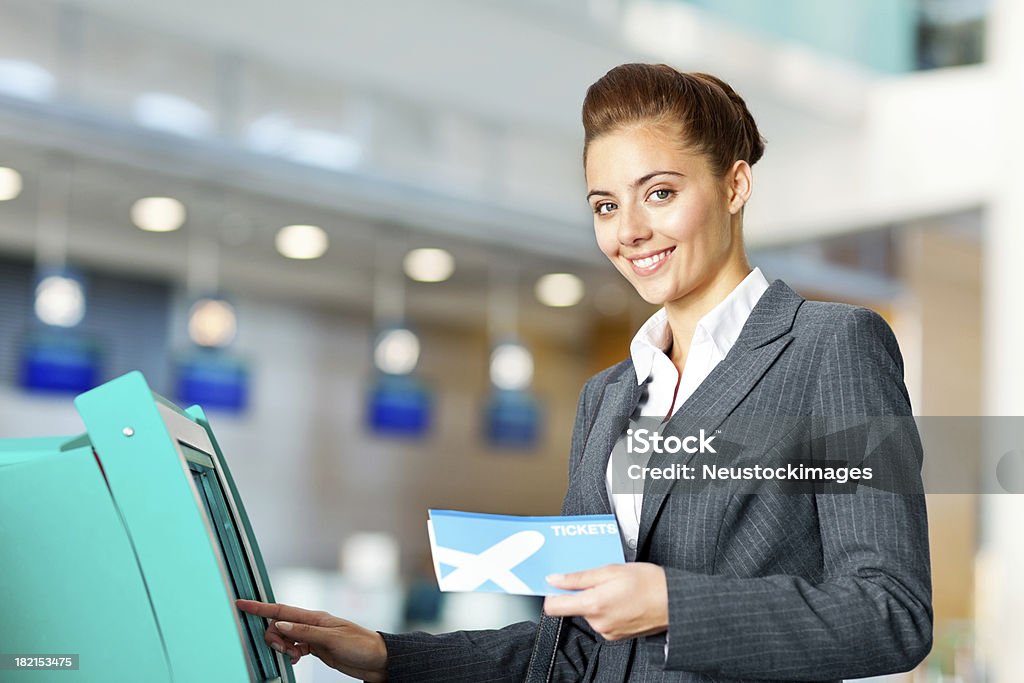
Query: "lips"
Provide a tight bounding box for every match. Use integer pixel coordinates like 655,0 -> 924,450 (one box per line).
627,247 -> 674,275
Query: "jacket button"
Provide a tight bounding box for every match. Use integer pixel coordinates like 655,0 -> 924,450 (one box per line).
627,538 -> 637,550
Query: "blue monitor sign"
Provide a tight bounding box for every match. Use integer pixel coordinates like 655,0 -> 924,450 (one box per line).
20,334 -> 102,394
368,374 -> 431,436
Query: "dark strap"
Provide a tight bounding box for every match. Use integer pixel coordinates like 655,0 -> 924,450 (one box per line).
523,362 -> 628,682
524,614 -> 563,683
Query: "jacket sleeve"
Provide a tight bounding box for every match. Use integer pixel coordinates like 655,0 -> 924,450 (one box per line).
380,622 -> 539,683
659,307 -> 933,679
382,373 -> 616,682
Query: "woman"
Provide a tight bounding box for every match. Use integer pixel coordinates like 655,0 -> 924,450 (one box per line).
238,63 -> 932,682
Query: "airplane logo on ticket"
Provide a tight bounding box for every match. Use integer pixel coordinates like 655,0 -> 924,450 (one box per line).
427,510 -> 625,596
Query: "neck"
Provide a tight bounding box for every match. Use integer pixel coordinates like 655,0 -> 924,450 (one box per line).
663,255 -> 752,372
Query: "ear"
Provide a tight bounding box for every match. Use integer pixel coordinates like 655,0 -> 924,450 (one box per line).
725,160 -> 752,215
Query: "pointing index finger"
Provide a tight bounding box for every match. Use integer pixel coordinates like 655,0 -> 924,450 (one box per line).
236,599 -> 329,625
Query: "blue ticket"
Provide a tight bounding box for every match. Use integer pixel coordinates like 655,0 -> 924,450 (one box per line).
427,509 -> 626,596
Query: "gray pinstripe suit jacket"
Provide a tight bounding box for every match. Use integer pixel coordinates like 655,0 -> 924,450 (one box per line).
381,278 -> 933,682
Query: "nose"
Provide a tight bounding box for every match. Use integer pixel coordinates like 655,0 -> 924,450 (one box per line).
617,202 -> 652,246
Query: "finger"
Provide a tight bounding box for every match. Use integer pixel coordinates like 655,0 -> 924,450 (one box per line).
286,644 -> 302,663
543,592 -> 591,617
264,627 -> 296,659
284,641 -> 309,665
236,599 -> 333,626
267,636 -> 298,660
274,620 -> 335,647
269,636 -> 304,664
288,639 -> 309,663
264,619 -> 311,661
546,564 -> 620,590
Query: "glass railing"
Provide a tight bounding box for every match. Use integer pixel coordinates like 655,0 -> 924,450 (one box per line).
670,0 -> 987,72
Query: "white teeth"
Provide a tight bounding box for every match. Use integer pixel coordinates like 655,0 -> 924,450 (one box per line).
631,249 -> 671,269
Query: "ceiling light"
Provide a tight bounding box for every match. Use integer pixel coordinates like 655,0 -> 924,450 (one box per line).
374,328 -> 420,375
34,275 -> 86,327
490,343 -> 534,391
188,298 -> 237,348
288,129 -> 363,170
535,273 -> 584,308
132,92 -> 212,138
0,167 -> 23,201
0,59 -> 56,101
246,115 -> 363,170
131,196 -> 187,233
246,113 -> 293,154
403,248 -> 455,283
275,224 -> 329,260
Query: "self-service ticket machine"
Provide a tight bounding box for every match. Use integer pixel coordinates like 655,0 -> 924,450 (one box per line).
0,371 -> 293,682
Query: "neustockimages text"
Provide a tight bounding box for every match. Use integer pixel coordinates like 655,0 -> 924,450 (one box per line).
626,462 -> 873,483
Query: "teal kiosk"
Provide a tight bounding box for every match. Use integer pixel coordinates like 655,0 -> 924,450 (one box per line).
0,372 -> 294,682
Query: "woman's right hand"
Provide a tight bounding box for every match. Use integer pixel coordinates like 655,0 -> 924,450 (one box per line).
236,599 -> 388,682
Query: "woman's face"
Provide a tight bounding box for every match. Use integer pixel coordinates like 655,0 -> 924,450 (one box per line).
585,123 -> 744,307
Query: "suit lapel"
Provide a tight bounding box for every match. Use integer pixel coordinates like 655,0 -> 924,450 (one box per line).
574,366 -> 643,515
635,279 -> 805,553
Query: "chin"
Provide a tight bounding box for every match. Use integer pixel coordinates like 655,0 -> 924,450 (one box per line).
630,284 -> 675,307
614,266 -> 683,306
636,291 -> 665,306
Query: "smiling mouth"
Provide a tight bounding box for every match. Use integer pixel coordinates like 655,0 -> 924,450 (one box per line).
628,247 -> 675,273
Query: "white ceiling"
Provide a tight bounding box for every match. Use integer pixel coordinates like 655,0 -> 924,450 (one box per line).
0,0 -> 900,320
59,0 -> 859,137
61,0 -> 622,134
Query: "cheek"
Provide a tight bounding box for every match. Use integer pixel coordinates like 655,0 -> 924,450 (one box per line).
657,200 -> 713,242
659,202 -> 708,240
594,222 -> 620,260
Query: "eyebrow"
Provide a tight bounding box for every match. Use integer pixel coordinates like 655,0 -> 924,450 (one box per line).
586,171 -> 686,201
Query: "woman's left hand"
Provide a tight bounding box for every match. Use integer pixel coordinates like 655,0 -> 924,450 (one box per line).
543,563 -> 668,641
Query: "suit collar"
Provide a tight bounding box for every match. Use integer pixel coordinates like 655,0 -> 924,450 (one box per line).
573,363 -> 642,515
631,278 -> 804,552
731,278 -> 804,351
629,267 -> 771,385
571,279 -> 804,519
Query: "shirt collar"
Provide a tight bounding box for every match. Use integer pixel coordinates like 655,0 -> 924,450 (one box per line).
629,267 -> 771,385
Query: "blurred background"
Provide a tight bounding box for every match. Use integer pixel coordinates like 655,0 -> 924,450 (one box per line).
0,0 -> 1019,681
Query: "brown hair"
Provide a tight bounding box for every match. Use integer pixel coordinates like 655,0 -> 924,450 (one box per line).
582,63 -> 766,177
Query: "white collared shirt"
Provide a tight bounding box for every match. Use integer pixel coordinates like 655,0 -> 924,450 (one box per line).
606,267 -> 771,554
